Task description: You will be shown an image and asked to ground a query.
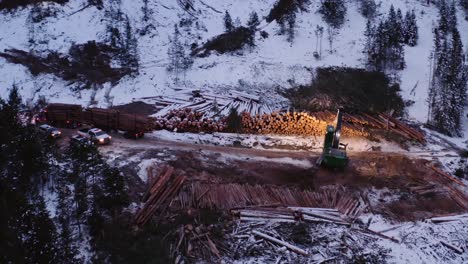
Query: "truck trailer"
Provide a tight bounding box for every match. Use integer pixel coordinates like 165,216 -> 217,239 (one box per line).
39,103 -> 152,139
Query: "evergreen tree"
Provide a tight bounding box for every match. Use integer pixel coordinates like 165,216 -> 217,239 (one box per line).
286,12 -> 296,43
396,8 -> 404,42
142,0 -> 149,22
167,24 -> 193,83
88,0 -> 103,9
101,167 -> 129,215
438,0 -> 449,34
429,2 -> 467,136
364,6 -> 406,71
403,10 -> 418,46
447,0 -> 458,31
224,10 -> 234,32
247,11 -> 260,29
319,0 -> 347,28
363,20 -> 375,65
359,0 -> 377,19
0,90 -> 59,263
123,15 -> 139,75
227,108 -> 243,133
23,196 -> 60,263
57,184 -> 81,263
385,5 -> 404,45
461,0 -> 468,11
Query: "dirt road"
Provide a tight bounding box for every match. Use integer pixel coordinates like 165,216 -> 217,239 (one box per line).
77,131 -> 463,221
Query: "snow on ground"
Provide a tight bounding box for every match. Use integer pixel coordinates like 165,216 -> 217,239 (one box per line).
135,156 -> 177,183
0,0 -> 466,125
148,129 -> 407,152
358,213 -> 468,264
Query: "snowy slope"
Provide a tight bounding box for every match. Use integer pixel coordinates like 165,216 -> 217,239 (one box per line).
0,0 -> 467,127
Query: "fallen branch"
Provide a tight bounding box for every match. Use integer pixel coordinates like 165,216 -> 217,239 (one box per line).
356,228 -> 400,243
430,165 -> 466,187
440,240 -> 463,254
252,230 -> 308,256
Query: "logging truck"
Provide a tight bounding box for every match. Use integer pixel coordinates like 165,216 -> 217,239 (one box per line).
38,103 -> 150,139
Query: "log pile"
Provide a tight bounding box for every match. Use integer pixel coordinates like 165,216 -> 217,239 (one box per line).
178,183 -> 367,219
239,111 -> 425,142
134,166 -> 186,227
152,108 -> 227,133
240,111 -> 333,136
231,207 -> 351,226
228,217 -> 394,262
424,164 -> 468,210
143,89 -> 273,118
142,92 -> 426,142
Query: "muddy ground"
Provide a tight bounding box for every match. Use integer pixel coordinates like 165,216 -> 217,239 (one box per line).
95,132 -> 467,222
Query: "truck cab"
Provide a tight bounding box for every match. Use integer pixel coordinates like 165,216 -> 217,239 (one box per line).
77,128 -> 112,145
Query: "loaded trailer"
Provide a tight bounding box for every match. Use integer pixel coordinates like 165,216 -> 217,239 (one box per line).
39,103 -> 153,139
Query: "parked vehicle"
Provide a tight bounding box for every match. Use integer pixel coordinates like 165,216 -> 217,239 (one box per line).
38,124 -> 62,138
69,134 -> 93,147
77,128 -> 112,145
40,103 -> 149,138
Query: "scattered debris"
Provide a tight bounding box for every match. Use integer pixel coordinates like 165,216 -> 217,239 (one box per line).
252,230 -> 309,256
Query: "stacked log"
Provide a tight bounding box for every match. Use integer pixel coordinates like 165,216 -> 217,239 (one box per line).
240,112 -> 369,137
134,166 -> 186,227
237,111 -> 425,142
180,183 -> 367,218
151,108 -> 227,133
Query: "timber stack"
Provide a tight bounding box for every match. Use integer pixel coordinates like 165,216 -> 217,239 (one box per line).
239,111 -> 425,142
154,108 -> 227,133
134,166 -> 186,227
179,183 -> 368,219
240,111 -> 369,137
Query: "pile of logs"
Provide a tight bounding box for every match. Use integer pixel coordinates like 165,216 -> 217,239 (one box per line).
142,92 -> 426,142
152,108 -> 227,133
143,89 -> 273,118
134,166 -> 186,227
239,111 -> 425,142
425,164 -> 468,210
178,183 -> 367,219
240,111 -> 333,136
231,207 -> 351,226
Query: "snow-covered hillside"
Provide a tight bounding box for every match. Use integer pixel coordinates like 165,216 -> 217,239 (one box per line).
0,0 -> 467,127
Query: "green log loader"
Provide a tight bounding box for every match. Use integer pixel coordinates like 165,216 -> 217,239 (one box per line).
316,109 -> 349,169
